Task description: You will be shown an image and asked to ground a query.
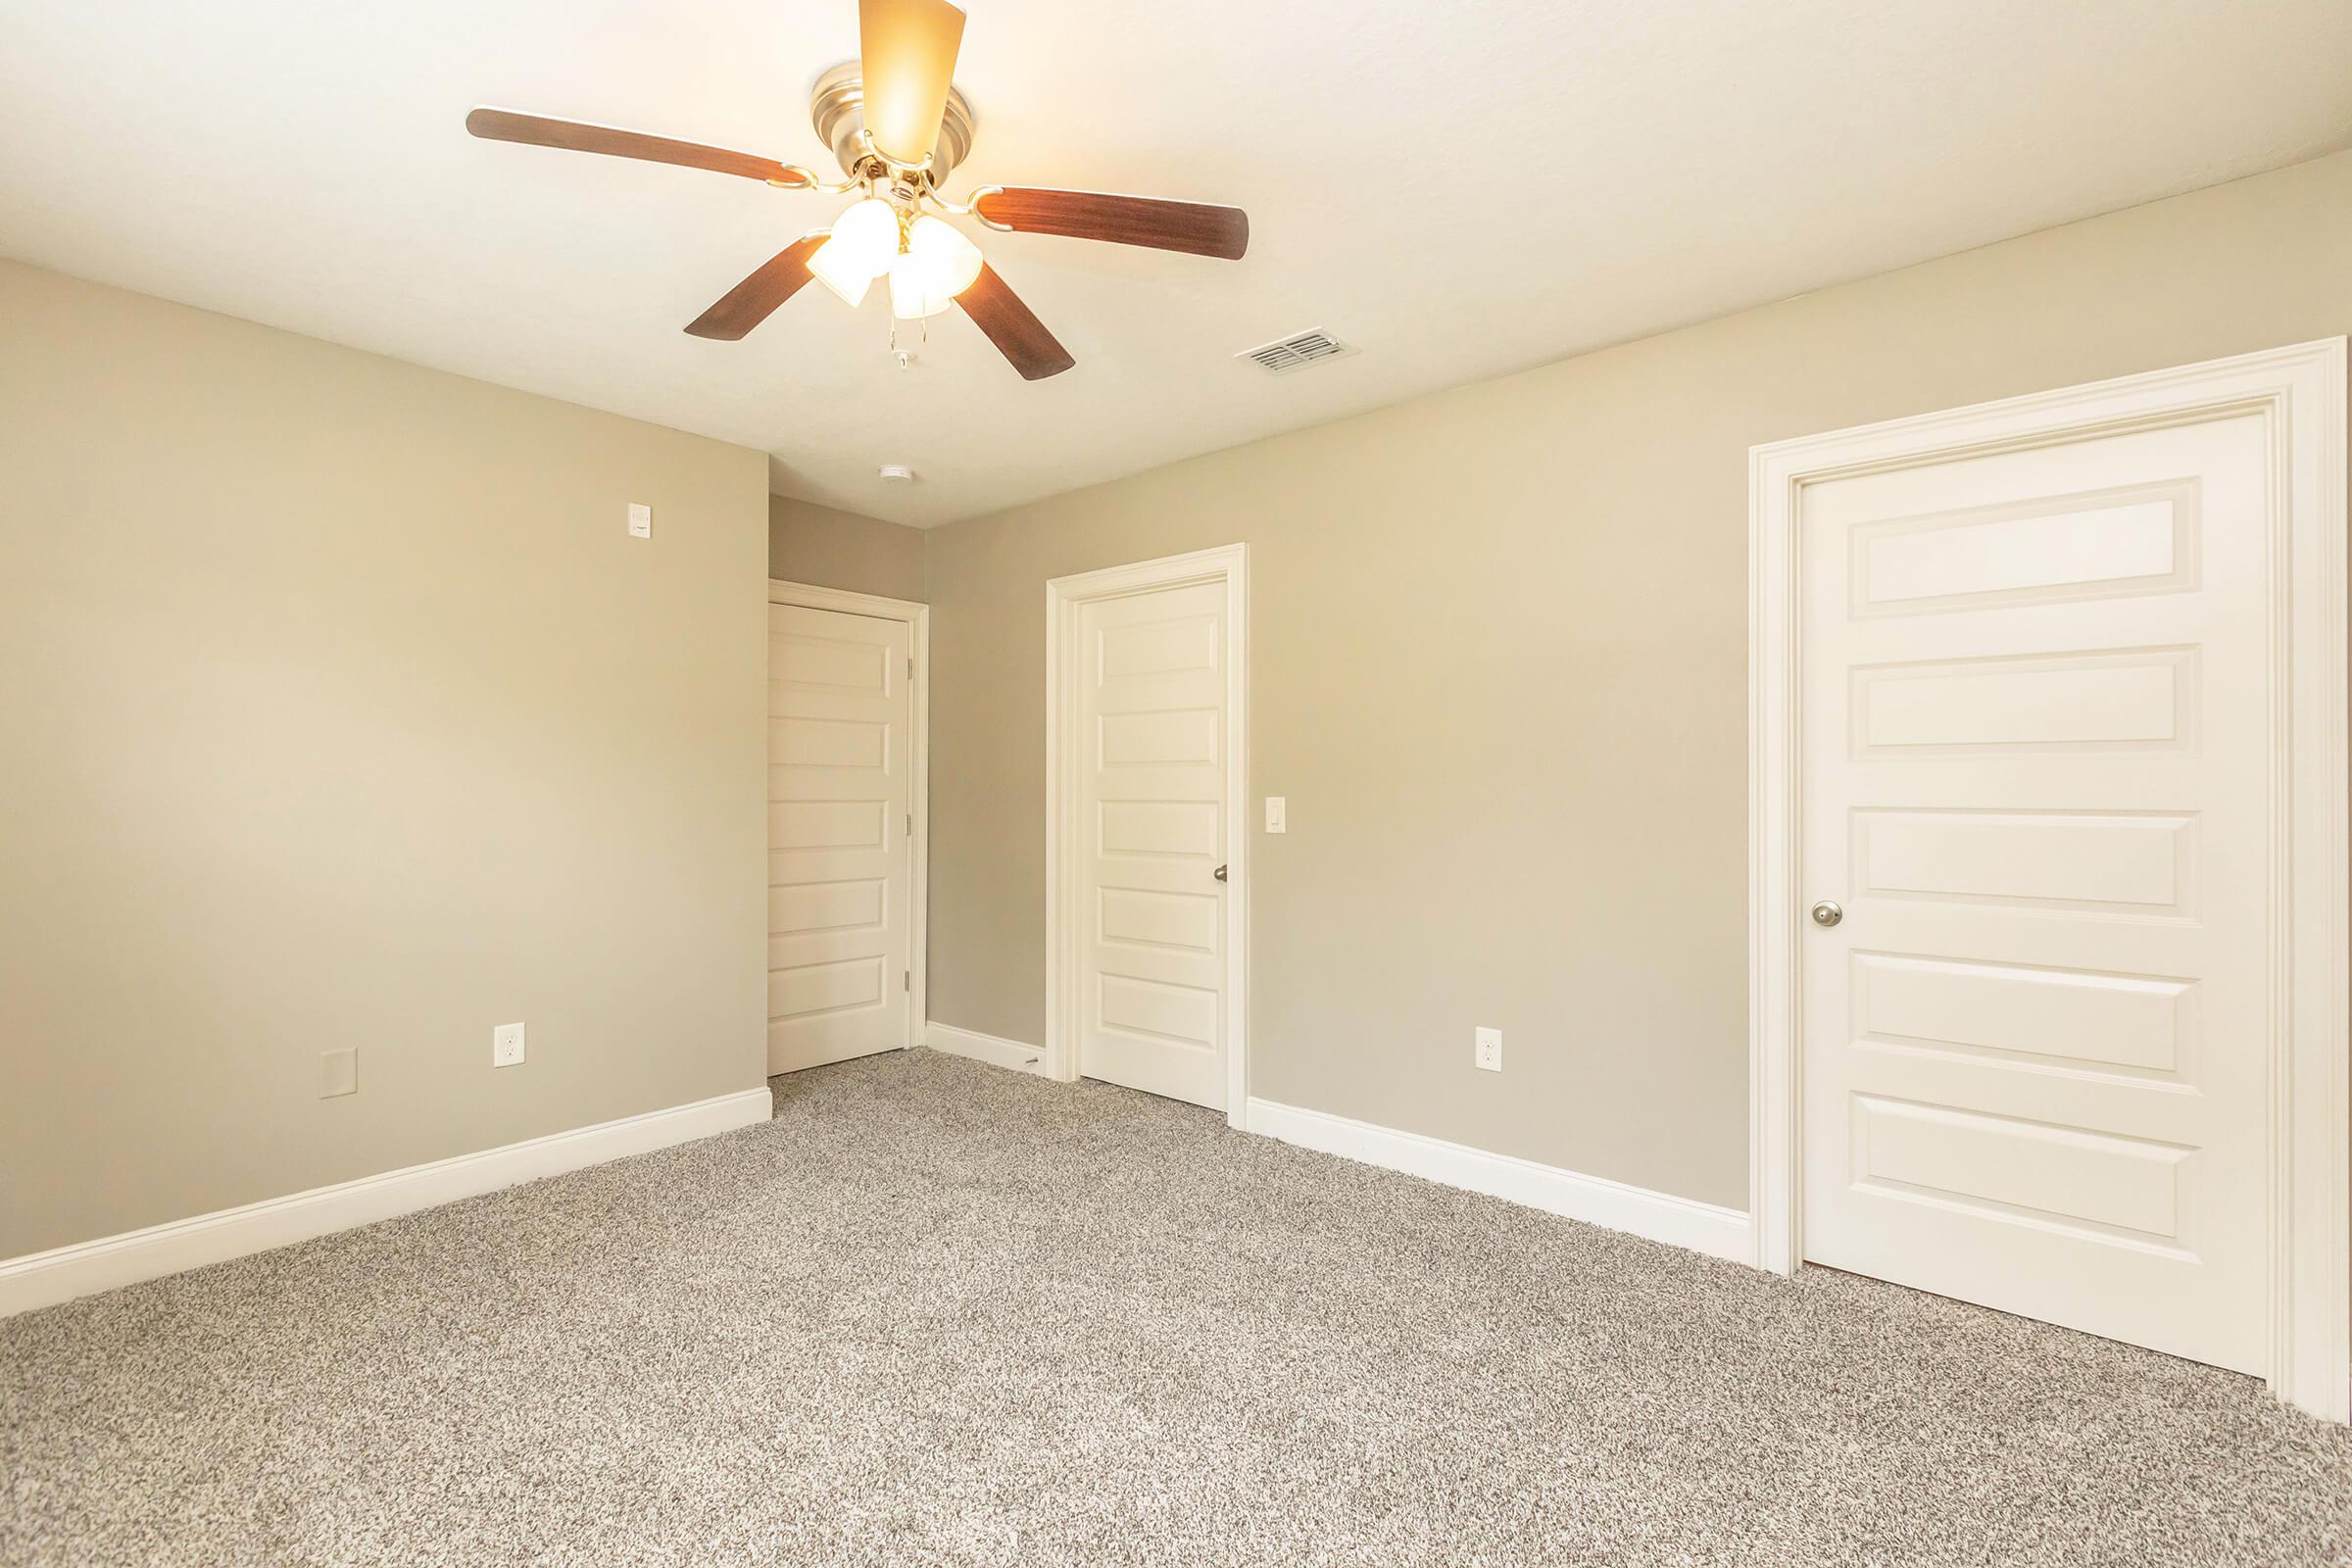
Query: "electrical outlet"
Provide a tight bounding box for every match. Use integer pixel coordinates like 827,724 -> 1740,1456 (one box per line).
1475,1026 -> 1502,1072
493,1021 -> 526,1068
627,503 -> 652,538
319,1048 -> 358,1099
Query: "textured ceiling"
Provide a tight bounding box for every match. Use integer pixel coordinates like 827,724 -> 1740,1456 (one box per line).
3,0 -> 2348,525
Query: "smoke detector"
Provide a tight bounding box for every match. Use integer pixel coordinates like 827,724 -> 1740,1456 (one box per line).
878,465 -> 917,484
1238,328 -> 1357,376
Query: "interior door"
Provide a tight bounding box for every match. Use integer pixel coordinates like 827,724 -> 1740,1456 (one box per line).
1076,580 -> 1230,1109
767,602 -> 912,1075
1799,411 -> 2270,1373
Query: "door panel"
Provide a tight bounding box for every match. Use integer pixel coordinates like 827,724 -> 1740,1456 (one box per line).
1800,414 -> 2268,1374
1077,581 -> 1229,1108
767,604 -> 912,1074
1850,646 -> 2196,756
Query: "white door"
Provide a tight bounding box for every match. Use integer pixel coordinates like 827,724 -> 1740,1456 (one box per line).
1076,580 -> 1230,1108
1799,412 -> 2270,1373
767,603 -> 912,1074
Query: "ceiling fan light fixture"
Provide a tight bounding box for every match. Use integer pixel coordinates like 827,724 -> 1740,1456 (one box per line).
466,0 -> 1246,380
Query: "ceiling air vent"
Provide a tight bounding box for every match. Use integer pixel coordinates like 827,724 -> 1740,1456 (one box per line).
1238,328 -> 1357,376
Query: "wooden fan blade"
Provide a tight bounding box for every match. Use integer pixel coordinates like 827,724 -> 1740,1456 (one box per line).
858,0 -> 966,165
466,108 -> 808,185
685,235 -> 827,340
973,188 -> 1248,260
955,264 -> 1074,381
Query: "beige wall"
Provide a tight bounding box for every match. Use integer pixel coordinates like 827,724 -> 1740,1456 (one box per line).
0,261 -> 771,1258
769,495 -> 924,602
922,149 -> 2352,1210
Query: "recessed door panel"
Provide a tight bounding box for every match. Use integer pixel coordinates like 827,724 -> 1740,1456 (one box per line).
1849,1096 -> 2191,1244
1100,886 -> 1218,953
1849,480 -> 2198,615
1852,808 -> 2195,914
1099,613 -> 1219,680
771,800 -> 886,852
1100,708 -> 1219,767
1100,801 -> 1218,858
772,630 -> 891,692
769,956 -> 886,1021
770,878 -> 886,938
1851,648 -> 2195,756
1851,952 -> 2191,1079
770,715 -> 889,770
1099,973 -> 1218,1048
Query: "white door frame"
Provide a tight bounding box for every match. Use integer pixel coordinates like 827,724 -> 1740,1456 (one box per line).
1747,339 -> 2349,1420
767,579 -> 930,1048
1046,544 -> 1250,1125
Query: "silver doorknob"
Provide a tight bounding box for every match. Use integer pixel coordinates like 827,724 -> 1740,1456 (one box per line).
1811,900 -> 1843,927
1213,864 -> 1228,883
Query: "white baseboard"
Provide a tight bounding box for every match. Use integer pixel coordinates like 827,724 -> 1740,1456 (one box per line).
1243,1098 -> 1754,1264
923,1021 -> 1049,1075
0,1085 -> 775,1318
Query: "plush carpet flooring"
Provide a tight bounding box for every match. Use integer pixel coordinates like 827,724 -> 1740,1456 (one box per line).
4,1050 -> 2349,1566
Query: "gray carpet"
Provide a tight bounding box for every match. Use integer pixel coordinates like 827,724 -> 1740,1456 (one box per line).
4,1051 -> 2349,1565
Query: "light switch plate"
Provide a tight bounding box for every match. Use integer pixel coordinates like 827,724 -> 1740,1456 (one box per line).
1265,796 -> 1287,834
319,1048 -> 358,1099
1475,1026 -> 1502,1072
627,503 -> 652,538
493,1021 -> 526,1068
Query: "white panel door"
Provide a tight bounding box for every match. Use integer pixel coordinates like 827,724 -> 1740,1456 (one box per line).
767,604 -> 911,1074
1077,581 -> 1229,1108
1800,413 -> 2269,1373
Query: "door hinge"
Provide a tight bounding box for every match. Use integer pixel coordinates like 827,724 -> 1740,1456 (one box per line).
904,969 -> 911,993
906,811 -> 913,835
906,657 -> 914,679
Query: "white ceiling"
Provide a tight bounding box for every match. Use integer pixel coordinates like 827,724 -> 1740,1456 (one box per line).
3,1 -> 2347,527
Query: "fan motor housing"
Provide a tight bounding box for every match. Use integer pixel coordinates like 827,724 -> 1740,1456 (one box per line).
809,61 -> 976,185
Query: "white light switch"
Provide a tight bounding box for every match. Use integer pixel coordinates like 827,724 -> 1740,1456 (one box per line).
1475,1027 -> 1502,1072
493,1021 -> 526,1068
627,503 -> 652,538
1264,796 -> 1287,834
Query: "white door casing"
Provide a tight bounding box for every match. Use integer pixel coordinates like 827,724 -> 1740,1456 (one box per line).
1749,340 -> 2348,1421
766,583 -> 929,1075
1047,546 -> 1250,1121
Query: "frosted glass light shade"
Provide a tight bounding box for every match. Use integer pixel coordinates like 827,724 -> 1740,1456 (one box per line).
833,199 -> 901,272
807,235 -> 873,306
808,198 -> 903,308
911,216 -> 983,294
887,216 -> 984,319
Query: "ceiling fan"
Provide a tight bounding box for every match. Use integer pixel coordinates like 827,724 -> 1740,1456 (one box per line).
466,0 -> 1249,381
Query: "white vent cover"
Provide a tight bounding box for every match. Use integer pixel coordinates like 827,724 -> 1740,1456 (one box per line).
1237,329 -> 1357,376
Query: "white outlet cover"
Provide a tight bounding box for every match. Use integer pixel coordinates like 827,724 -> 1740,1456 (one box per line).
1475,1026 -> 1502,1072
493,1021 -> 526,1067
627,502 -> 651,538
1265,796 -> 1287,833
319,1047 -> 358,1099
